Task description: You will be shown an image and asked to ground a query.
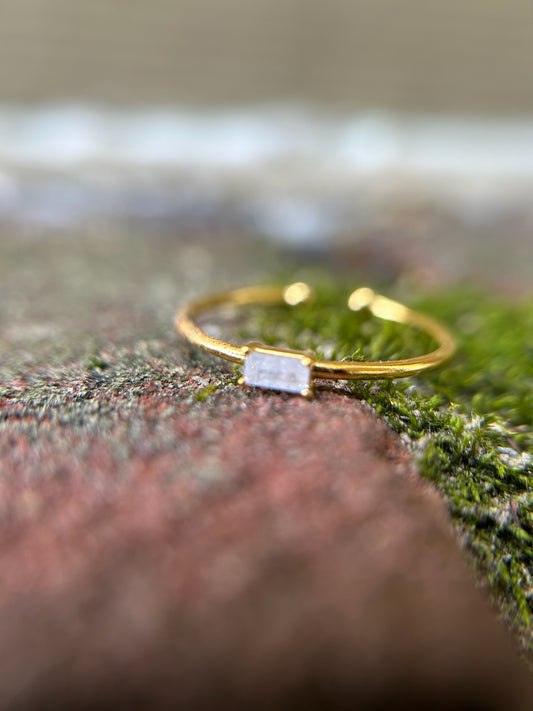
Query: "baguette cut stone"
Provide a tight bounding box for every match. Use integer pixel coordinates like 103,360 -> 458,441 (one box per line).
243,345 -> 312,395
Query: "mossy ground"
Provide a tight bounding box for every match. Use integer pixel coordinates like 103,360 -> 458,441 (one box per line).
242,276 -> 533,659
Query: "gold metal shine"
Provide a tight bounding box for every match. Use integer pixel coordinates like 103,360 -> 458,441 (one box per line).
175,283 -> 456,386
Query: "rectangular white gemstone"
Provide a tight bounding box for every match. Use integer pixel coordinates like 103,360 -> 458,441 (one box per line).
243,346 -> 312,395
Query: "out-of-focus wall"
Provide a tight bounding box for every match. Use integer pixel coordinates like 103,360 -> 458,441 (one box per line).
0,0 -> 531,112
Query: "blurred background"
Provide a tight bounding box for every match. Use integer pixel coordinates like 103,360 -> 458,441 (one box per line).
0,0 -> 532,287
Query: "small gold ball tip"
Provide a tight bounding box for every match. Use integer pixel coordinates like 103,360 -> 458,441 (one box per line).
348,287 -> 375,311
283,282 -> 313,306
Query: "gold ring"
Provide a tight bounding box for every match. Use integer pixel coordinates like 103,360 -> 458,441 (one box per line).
176,282 -> 456,398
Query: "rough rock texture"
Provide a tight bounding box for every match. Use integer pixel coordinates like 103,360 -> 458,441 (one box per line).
0,232 -> 531,710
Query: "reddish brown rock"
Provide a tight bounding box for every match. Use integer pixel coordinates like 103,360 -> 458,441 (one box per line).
0,233 -> 531,710
0,388 -> 531,710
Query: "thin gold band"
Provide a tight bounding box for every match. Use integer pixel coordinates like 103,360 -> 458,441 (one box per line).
176,282 -> 456,391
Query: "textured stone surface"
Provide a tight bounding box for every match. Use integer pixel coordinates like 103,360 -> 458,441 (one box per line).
0,230 -> 531,709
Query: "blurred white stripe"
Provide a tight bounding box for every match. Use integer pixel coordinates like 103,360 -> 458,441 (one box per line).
0,104 -> 532,177
0,104 -> 532,239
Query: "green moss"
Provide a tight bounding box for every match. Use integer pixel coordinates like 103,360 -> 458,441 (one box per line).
195,382 -> 222,402
87,356 -> 109,371
244,279 -> 533,655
